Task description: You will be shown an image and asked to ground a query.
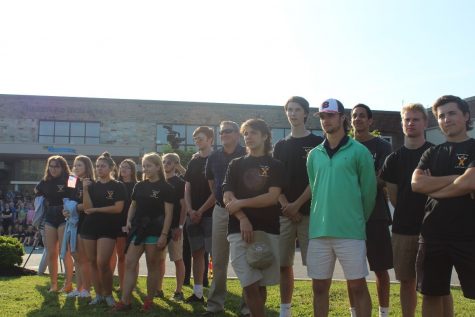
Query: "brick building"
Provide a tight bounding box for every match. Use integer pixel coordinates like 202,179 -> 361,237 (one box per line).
0,94 -> 404,192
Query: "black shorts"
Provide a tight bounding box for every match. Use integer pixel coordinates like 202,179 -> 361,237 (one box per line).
416,240 -> 475,299
77,213 -> 85,235
45,205 -> 66,229
80,232 -> 116,240
2,218 -> 13,232
80,213 -> 119,240
116,231 -> 128,238
366,220 -> 393,271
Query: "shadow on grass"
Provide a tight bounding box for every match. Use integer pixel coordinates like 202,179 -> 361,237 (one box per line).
27,284 -> 62,317
16,275 -> 279,317
114,280 -> 279,316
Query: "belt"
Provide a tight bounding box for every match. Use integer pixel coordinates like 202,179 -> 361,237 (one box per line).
216,201 -> 226,208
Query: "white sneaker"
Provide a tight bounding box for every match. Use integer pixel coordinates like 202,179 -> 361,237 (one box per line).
66,289 -> 80,298
105,295 -> 116,307
79,290 -> 91,298
89,295 -> 104,305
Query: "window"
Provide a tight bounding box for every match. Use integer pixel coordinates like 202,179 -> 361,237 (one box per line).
271,128 -> 324,144
39,121 -> 100,144
156,124 -> 218,152
14,159 -> 45,181
271,128 -> 290,145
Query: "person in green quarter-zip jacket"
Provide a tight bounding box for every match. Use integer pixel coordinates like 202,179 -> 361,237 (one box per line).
306,98 -> 376,317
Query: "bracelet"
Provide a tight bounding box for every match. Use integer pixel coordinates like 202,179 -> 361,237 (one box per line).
178,224 -> 184,229
161,232 -> 168,236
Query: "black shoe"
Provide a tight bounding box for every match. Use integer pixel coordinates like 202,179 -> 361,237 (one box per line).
185,294 -> 204,303
171,291 -> 184,301
154,290 -> 164,298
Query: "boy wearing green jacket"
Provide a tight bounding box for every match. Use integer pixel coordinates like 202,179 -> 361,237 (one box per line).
306,98 -> 376,317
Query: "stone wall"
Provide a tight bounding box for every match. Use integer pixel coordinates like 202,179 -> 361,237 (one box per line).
0,94 -> 405,149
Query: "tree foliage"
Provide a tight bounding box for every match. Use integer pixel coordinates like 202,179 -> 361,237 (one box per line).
160,144 -> 196,168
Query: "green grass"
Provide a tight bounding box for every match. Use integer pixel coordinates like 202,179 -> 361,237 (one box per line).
0,276 -> 474,316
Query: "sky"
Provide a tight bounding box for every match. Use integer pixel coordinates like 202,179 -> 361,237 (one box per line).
1,0 -> 474,111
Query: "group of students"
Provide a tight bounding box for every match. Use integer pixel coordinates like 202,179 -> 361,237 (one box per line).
34,94 -> 475,317
35,150 -> 189,310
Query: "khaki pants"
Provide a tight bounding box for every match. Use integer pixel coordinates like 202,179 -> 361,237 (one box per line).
206,204 -> 249,315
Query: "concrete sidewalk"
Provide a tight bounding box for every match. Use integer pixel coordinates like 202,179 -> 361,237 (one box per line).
22,246 -> 460,285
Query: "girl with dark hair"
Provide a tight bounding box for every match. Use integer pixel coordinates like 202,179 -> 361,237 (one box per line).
112,159 -> 138,291
66,155 -> 95,298
35,155 -> 74,292
81,152 -> 126,306
113,152 -> 174,312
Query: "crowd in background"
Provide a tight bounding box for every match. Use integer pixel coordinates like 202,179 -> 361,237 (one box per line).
0,190 -> 41,247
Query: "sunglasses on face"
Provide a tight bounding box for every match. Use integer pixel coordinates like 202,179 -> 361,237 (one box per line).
219,128 -> 235,135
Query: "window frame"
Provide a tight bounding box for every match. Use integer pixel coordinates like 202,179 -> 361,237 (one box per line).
38,120 -> 100,145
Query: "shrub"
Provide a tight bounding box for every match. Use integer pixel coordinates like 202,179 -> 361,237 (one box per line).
0,236 -> 25,269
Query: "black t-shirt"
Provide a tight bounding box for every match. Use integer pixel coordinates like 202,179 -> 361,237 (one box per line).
360,137 -> 392,222
83,179 -> 126,232
36,176 -> 72,206
417,138 -> 475,242
273,133 -> 323,215
131,179 -> 175,236
119,181 -> 136,227
223,155 -> 285,235
381,142 -> 433,235
72,179 -> 85,228
184,155 -> 213,217
166,175 -> 185,229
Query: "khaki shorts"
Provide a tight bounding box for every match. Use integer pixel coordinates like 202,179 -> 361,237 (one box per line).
228,232 -> 280,288
167,232 -> 183,262
392,233 -> 419,281
307,238 -> 368,280
279,215 -> 309,266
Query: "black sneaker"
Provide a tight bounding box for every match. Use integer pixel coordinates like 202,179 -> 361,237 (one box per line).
154,290 -> 164,298
171,291 -> 184,301
185,293 -> 204,303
